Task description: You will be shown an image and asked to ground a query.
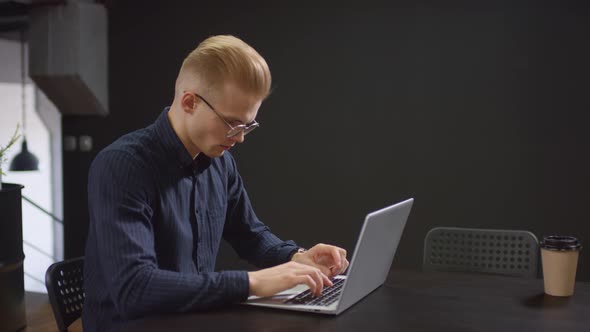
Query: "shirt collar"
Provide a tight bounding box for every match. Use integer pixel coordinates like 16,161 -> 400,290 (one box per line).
155,107 -> 211,172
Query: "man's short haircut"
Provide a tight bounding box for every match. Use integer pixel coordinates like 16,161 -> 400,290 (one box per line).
180,35 -> 272,99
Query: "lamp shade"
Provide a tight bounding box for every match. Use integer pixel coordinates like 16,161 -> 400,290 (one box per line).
9,138 -> 39,171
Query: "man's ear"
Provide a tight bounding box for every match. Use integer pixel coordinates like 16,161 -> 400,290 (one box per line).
180,92 -> 197,114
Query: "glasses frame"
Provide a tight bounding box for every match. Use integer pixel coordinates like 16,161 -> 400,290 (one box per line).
191,92 -> 259,138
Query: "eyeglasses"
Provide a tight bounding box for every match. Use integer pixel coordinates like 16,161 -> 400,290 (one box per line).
191,92 -> 260,138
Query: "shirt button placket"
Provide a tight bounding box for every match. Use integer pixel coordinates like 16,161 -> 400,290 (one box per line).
196,209 -> 202,273
193,174 -> 202,273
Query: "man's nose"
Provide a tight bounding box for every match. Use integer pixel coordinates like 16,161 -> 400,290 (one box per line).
230,131 -> 245,144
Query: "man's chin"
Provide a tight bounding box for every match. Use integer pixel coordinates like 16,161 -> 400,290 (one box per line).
204,146 -> 226,158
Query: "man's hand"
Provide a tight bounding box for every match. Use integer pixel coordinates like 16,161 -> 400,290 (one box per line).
248,261 -> 333,297
291,243 -> 349,278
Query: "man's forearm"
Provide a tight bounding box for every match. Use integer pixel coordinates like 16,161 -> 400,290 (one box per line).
110,265 -> 249,319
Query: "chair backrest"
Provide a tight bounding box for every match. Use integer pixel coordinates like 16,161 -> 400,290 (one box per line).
423,227 -> 539,278
45,257 -> 85,332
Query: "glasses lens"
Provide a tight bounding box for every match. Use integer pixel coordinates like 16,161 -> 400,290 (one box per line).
226,127 -> 243,138
226,123 -> 259,138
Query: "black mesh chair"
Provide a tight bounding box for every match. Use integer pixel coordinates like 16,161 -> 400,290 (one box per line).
423,227 -> 539,278
45,257 -> 85,332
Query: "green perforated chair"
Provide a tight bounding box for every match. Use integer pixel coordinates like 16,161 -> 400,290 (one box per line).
423,227 -> 539,278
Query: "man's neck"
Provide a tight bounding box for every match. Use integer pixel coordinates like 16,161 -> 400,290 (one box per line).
167,104 -> 200,159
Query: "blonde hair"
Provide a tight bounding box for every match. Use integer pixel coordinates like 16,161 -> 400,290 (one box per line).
180,35 -> 272,99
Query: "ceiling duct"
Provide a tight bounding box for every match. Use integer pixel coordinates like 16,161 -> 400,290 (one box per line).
28,1 -> 108,116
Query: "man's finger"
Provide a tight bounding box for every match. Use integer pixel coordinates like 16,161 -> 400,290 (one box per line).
297,264 -> 324,295
316,264 -> 332,278
308,269 -> 324,296
330,248 -> 342,270
296,275 -> 317,295
322,272 -> 333,287
340,256 -> 347,274
338,249 -> 348,274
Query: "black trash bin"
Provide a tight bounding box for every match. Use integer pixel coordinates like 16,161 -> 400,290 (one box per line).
0,183 -> 26,332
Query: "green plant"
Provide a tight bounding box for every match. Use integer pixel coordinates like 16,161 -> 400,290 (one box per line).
0,124 -> 21,176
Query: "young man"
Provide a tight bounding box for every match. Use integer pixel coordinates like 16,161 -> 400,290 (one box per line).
82,35 -> 349,331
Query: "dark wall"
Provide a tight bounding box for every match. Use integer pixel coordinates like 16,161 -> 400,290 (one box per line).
63,2 -> 590,280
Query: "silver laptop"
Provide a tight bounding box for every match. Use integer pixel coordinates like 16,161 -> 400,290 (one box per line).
244,198 -> 414,315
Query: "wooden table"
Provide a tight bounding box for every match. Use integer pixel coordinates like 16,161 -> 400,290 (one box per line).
24,269 -> 590,331
122,269 -> 590,332
24,291 -> 82,332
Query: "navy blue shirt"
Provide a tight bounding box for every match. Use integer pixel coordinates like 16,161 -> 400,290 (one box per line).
82,108 -> 299,331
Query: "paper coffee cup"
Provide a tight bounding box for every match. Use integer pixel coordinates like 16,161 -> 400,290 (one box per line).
540,235 -> 582,296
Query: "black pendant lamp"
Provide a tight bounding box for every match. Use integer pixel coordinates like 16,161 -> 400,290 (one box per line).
10,29 -> 39,172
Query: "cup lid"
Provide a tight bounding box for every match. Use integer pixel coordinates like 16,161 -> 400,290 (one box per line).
540,235 -> 582,251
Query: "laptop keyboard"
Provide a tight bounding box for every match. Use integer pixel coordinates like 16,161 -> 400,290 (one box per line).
285,278 -> 345,306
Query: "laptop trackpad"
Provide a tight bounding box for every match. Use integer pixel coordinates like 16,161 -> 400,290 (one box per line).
247,284 -> 309,304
